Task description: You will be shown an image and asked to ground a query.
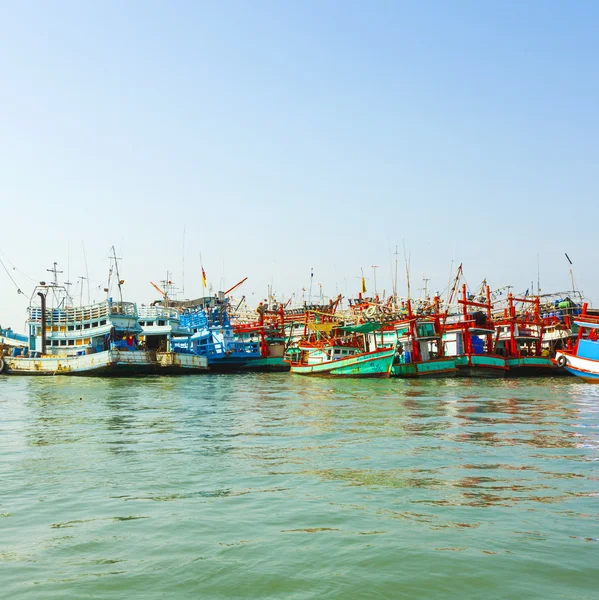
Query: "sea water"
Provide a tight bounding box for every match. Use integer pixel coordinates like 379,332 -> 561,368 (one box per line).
1,375 -> 598,599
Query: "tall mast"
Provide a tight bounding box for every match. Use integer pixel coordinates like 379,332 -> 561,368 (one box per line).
110,245 -> 124,305
393,245 -> 399,310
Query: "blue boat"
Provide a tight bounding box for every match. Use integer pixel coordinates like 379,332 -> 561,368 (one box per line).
172,294 -> 264,371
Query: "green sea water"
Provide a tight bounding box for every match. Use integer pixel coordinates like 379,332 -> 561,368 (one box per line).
1,375 -> 598,599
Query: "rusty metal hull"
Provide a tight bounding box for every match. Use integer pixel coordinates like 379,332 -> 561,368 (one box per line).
1,349 -> 155,376
155,352 -> 208,374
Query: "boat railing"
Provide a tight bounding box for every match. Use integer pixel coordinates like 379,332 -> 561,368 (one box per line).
138,305 -> 181,321
108,301 -> 138,318
28,301 -> 111,323
180,311 -> 209,329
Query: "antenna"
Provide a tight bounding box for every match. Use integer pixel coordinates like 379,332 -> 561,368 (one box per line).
565,253 -> 577,292
108,245 -> 124,305
403,240 -> 411,302
77,276 -> 87,307
371,265 -> 378,297
81,238 -> 90,304
182,226 -> 186,296
46,262 -> 63,286
537,252 -> 541,296
393,246 -> 399,310
422,275 -> 430,299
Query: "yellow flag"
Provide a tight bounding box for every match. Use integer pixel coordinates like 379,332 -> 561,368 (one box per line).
361,277 -> 366,293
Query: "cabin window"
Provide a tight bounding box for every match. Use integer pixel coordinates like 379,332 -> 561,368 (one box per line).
92,322 -> 98,328
60,340 -> 67,346
139,321 -> 145,326
84,323 -> 90,329
158,320 -> 165,326
68,340 -> 75,346
68,325 -> 75,331
147,321 -> 154,326
100,320 -> 106,326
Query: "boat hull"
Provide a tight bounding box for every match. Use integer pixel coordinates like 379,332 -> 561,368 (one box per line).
0,349 -> 154,376
506,357 -> 564,377
391,357 -> 458,378
155,352 -> 208,374
238,357 -> 290,372
455,355 -> 508,378
290,348 -> 395,378
555,352 -> 599,382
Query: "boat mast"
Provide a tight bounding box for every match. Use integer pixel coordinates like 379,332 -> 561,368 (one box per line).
393,245 -> 399,311
110,246 -> 124,306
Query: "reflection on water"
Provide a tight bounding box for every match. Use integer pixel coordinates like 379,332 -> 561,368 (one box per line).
1,375 -> 599,599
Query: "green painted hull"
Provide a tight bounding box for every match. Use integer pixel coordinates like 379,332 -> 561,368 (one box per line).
506,357 -> 563,377
290,348 -> 395,378
455,354 -> 508,378
239,357 -> 290,372
391,357 -> 458,378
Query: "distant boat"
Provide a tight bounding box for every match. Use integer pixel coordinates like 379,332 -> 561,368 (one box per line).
555,303 -> 599,382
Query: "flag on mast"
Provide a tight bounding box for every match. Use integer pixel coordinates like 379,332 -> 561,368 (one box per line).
202,266 -> 207,288
361,277 -> 366,293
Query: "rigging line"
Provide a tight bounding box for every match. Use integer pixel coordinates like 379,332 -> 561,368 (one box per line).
0,248 -> 36,283
0,257 -> 23,294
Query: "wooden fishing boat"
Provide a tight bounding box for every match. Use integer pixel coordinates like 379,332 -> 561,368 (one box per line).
555,304 -> 599,382
493,293 -> 560,376
443,284 -> 508,377
285,308 -> 395,377
391,299 -> 457,378
288,342 -> 395,377
138,302 -> 208,374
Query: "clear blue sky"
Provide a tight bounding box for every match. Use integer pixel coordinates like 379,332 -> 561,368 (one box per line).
1,1 -> 597,328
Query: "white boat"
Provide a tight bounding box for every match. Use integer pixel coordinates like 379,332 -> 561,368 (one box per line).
0,264 -> 153,376
555,303 -> 599,382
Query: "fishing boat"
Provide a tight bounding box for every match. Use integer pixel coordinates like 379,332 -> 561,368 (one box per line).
555,303 -> 599,381
443,284 -> 508,377
285,308 -> 395,377
493,293 -> 560,376
288,338 -> 395,377
0,273 -> 154,376
172,292 -> 267,372
138,304 -> 208,374
392,298 -> 458,378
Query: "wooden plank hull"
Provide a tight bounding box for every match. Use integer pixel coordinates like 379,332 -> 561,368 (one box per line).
290,348 -> 395,378
455,354 -> 508,378
392,357 -> 458,378
506,357 -> 564,377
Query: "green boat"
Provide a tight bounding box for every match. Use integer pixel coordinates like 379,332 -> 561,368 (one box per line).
288,344 -> 395,377
454,354 -> 508,378
392,357 -> 458,378
505,356 -> 560,377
